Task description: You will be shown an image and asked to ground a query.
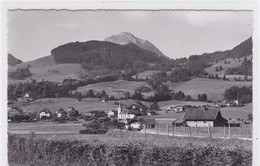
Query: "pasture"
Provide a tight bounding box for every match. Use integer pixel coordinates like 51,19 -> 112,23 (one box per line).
204,54 -> 252,76
168,78 -> 252,101
76,80 -> 154,99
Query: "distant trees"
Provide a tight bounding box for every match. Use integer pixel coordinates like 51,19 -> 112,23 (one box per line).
198,93 -> 207,101
150,101 -> 159,110
224,86 -> 252,103
8,67 -> 32,80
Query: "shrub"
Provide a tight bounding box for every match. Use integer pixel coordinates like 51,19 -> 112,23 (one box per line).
8,134 -> 252,166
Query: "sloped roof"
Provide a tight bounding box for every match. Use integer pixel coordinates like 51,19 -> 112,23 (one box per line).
142,118 -> 157,124
40,108 -> 51,114
173,117 -> 184,124
84,119 -> 102,127
183,107 -> 220,121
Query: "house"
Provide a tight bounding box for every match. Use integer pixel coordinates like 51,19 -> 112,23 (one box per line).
173,105 -> 184,113
147,110 -> 157,116
117,103 -> 135,120
99,98 -> 107,103
172,117 -> 185,127
83,119 -> 103,129
107,110 -> 118,118
39,108 -> 52,119
124,118 -> 142,130
163,106 -> 174,111
183,107 -> 228,127
84,110 -> 107,117
55,108 -> 68,118
129,103 -> 147,111
142,118 -> 157,129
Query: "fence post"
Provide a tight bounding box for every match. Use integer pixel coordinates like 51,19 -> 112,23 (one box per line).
228,123 -> 231,138
224,125 -> 226,137
157,124 -> 159,135
188,127 -> 192,137
207,124 -> 212,139
195,123 -> 197,134
167,125 -> 169,136
172,125 -> 175,136
144,124 -> 146,135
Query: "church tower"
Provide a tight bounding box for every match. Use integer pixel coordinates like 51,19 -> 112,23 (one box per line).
118,101 -> 122,117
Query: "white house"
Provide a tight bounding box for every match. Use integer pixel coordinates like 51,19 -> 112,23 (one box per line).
108,110 -> 118,118
39,108 -> 52,119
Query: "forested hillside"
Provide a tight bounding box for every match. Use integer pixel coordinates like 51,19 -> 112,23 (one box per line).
51,40 -> 165,70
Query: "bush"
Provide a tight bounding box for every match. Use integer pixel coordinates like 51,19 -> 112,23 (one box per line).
8,134 -> 252,166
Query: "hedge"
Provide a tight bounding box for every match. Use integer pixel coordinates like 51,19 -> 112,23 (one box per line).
8,134 -> 252,166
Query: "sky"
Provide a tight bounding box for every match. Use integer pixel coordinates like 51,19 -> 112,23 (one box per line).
8,10 -> 253,61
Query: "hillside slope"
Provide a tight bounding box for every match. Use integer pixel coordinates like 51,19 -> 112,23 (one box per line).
105,32 -> 167,58
8,54 -> 22,66
8,55 -> 85,84
76,80 -> 154,99
168,78 -> 252,101
205,54 -> 252,78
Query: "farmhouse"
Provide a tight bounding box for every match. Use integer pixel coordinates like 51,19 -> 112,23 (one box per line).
142,118 -> 157,129
84,110 -> 107,117
172,117 -> 185,127
39,108 -> 52,119
173,105 -> 184,113
55,108 -> 68,118
183,107 -> 228,127
107,110 -> 118,118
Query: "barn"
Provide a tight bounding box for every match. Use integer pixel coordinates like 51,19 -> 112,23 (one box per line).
183,107 -> 228,127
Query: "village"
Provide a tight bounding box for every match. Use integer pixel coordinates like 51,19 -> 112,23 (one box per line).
7,92 -> 252,138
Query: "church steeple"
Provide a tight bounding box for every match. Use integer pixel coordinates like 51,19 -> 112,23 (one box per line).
118,101 -> 122,116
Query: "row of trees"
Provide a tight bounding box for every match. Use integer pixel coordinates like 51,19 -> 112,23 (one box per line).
224,86 -> 252,104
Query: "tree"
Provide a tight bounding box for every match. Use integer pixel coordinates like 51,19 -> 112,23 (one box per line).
198,94 -> 201,101
150,101 -> 159,110
101,89 -> 107,98
215,74 -> 219,79
219,65 -> 223,70
87,89 -> 94,97
222,74 -> 227,80
215,66 -> 219,72
201,93 -> 207,101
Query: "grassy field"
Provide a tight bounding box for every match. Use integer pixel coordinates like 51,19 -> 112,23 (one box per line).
17,97 -> 119,114
76,80 -> 154,99
204,54 -> 252,76
8,55 -> 85,84
168,78 -> 252,101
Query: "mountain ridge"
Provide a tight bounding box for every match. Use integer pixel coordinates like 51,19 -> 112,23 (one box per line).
104,32 -> 168,58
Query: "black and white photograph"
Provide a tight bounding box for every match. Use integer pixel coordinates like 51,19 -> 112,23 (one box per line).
1,1 -> 259,166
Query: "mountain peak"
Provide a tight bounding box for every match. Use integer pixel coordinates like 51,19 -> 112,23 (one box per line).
105,32 -> 168,58
119,32 -> 135,37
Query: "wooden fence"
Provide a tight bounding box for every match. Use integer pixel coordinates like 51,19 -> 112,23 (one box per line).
141,124 -> 252,139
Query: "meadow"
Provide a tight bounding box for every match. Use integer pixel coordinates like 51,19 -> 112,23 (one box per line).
168,78 -> 252,101
76,80 -> 154,99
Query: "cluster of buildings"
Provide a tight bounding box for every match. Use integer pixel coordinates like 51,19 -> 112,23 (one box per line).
214,99 -> 243,108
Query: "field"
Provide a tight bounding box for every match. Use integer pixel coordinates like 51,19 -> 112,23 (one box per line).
8,56 -> 85,84
168,78 -> 252,101
204,54 -> 252,76
15,97 -> 119,114
76,80 -> 154,99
